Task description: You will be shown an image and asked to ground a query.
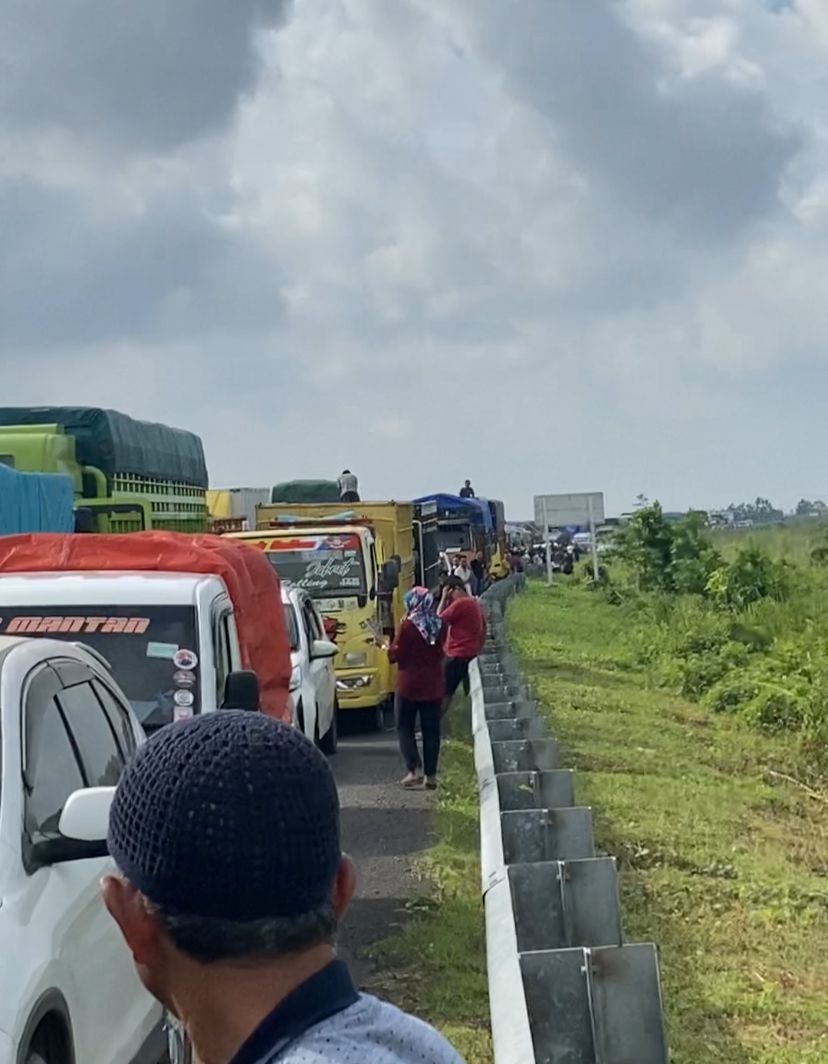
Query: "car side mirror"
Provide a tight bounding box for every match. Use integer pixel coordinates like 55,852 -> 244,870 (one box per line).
26,786 -> 115,870
222,670 -> 260,711
310,639 -> 338,660
59,786 -> 115,843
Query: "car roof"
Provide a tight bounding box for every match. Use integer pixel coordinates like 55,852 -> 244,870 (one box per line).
0,634 -> 111,673
0,571 -> 223,606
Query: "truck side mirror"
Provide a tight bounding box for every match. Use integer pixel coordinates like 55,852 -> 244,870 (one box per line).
222,670 -> 260,712
381,558 -> 400,591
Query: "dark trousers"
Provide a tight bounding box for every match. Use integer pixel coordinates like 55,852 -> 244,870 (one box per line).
397,696 -> 441,777
444,656 -> 473,701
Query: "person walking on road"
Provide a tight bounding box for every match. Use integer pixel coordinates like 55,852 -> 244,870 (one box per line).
103,712 -> 464,1064
451,553 -> 474,596
470,551 -> 486,596
438,576 -> 487,715
388,587 -> 445,791
338,469 -> 360,502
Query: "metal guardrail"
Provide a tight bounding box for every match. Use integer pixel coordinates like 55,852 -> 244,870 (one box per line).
473,577 -> 669,1063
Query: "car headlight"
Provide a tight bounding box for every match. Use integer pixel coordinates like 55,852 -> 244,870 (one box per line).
290,665 -> 302,692
343,651 -> 368,667
336,675 -> 372,690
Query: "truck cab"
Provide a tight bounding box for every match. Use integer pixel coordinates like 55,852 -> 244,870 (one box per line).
228,503 -> 414,727
0,572 -> 246,733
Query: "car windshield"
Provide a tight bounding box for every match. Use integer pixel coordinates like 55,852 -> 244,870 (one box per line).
283,603 -> 300,650
265,533 -> 366,596
0,605 -> 200,732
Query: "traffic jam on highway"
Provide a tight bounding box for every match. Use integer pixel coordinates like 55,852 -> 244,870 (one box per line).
0,407 -> 509,1063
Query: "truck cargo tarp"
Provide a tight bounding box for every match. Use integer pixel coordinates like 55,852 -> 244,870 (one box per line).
0,532 -> 290,721
414,493 -> 494,533
0,407 -> 208,487
0,466 -> 74,534
271,480 -> 341,504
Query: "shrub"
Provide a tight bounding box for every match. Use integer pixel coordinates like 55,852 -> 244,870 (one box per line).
706,547 -> 790,611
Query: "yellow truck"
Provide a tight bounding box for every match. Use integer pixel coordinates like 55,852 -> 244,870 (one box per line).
226,501 -> 415,728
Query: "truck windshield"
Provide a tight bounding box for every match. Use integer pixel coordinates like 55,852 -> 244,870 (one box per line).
0,605 -> 200,732
265,533 -> 367,596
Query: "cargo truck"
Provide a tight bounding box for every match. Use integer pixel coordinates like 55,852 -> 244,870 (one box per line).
227,500 -> 420,728
415,492 -> 495,563
0,407 -> 209,533
207,487 -> 270,533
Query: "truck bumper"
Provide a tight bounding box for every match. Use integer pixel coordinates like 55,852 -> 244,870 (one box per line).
335,670 -> 386,709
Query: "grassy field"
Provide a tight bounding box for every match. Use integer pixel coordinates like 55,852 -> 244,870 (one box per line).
510,581 -> 828,1064
372,700 -> 492,1063
712,517 -> 828,566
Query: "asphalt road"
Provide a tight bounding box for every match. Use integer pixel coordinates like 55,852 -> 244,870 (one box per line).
333,709 -> 433,991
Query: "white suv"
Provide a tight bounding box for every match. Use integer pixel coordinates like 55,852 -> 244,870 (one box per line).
0,636 -> 165,1064
282,587 -> 338,754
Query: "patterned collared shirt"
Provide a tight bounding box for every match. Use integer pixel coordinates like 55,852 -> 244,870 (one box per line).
230,960 -> 464,1064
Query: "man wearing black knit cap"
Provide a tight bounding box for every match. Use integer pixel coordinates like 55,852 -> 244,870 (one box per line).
103,712 -> 463,1064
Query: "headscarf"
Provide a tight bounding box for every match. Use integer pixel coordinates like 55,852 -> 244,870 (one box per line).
403,586 -> 442,645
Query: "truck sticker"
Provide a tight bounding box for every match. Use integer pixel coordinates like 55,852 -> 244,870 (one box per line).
146,641 -> 179,660
0,615 -> 151,635
174,690 -> 194,707
173,648 -> 198,670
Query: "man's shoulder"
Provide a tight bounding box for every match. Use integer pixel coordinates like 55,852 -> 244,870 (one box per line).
282,994 -> 464,1062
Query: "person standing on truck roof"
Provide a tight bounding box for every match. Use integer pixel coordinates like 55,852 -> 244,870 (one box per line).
337,469 -> 360,502
103,712 -> 464,1064
388,588 -> 446,791
438,576 -> 487,717
459,479 -> 475,499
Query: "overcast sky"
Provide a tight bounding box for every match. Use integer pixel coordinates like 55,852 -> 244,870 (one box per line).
1,0 -> 825,518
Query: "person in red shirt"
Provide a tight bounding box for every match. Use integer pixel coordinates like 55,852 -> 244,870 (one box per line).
387,587 -> 446,790
438,575 -> 487,715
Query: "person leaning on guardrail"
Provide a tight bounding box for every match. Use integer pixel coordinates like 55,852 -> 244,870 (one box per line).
438,575 -> 487,716
102,713 -> 465,1064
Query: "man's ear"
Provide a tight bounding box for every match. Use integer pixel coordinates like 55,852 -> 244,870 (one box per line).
101,875 -> 163,965
331,855 -> 358,920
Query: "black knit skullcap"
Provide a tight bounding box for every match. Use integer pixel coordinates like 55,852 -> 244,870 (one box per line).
108,712 -> 341,921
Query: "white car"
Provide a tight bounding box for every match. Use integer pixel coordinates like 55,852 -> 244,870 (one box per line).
0,636 -> 170,1064
282,587 -> 338,754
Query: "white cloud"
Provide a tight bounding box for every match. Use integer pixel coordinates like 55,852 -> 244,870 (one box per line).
1,0 -> 827,516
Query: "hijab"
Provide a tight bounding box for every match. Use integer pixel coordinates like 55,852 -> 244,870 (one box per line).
403,586 -> 442,645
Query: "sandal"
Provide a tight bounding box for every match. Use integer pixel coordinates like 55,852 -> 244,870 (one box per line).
401,772 -> 424,789
425,777 -> 438,791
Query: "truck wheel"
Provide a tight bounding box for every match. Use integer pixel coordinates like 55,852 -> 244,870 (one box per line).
371,701 -> 386,733
318,704 -> 338,755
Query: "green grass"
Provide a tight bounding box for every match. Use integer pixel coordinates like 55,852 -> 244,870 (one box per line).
712,518 -> 828,566
371,701 -> 492,1063
510,581 -> 828,1064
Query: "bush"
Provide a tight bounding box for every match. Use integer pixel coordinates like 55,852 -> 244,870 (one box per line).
706,547 -> 790,611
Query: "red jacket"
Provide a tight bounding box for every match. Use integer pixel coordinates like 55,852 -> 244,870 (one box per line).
388,620 -> 446,701
440,595 -> 487,660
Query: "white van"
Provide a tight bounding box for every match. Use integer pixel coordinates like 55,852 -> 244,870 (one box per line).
0,572 -> 250,733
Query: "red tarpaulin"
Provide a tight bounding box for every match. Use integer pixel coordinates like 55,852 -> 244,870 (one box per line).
0,532 -> 291,721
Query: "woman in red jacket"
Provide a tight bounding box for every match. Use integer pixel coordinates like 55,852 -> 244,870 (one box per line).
388,587 -> 446,790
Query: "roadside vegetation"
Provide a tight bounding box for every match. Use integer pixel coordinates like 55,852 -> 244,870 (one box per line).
371,701 -> 492,1064
599,504 -> 828,766
511,561 -> 828,1061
